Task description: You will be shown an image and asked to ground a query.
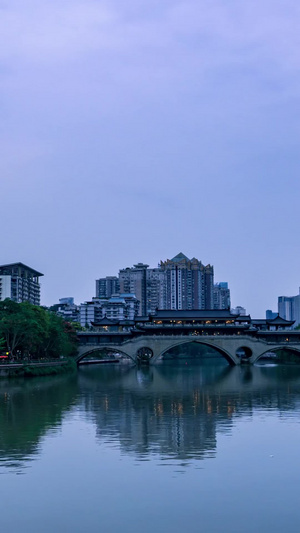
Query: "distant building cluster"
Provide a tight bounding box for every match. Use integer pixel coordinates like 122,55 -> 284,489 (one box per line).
86,252 -> 231,328
13,257 -> 300,330
0,255 -> 234,327
4,259 -> 300,331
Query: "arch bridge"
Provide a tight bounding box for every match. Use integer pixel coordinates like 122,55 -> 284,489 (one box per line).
76,310 -> 300,366
76,333 -> 300,366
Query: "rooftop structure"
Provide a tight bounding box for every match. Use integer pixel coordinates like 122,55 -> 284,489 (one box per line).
231,306 -> 247,316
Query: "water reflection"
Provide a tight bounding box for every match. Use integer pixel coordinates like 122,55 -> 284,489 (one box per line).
1,362 -> 300,471
0,375 -> 78,472
78,362 -> 300,462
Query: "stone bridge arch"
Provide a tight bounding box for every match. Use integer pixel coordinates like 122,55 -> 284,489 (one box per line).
151,338 -> 239,366
251,344 -> 300,364
76,345 -> 134,364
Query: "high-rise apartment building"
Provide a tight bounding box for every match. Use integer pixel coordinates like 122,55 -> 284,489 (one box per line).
213,282 -> 231,310
96,276 -> 120,299
0,263 -> 43,305
118,264 -> 164,316
146,268 -> 165,315
278,291 -> 300,328
119,263 -> 149,315
159,253 -> 214,310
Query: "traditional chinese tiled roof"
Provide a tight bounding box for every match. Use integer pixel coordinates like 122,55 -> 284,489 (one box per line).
151,309 -> 237,320
266,314 -> 295,326
91,317 -> 120,326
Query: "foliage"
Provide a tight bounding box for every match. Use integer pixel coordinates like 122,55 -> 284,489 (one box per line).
0,300 -> 78,360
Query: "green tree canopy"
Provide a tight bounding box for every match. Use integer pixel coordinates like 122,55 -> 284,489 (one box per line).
0,300 -> 77,359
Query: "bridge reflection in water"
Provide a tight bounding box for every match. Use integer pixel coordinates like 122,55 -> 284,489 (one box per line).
1,361 -> 300,471
78,361 -> 300,463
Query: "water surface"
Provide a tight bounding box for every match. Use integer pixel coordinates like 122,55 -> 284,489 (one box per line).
1,361 -> 300,532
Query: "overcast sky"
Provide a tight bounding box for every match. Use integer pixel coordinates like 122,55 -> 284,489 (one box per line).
1,0 -> 300,316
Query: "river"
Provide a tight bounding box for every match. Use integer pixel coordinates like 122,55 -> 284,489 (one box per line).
1,360 -> 300,532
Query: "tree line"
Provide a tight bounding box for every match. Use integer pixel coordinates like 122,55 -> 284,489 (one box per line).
0,300 -> 78,360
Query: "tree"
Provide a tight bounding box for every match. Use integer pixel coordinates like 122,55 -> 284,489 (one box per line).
0,300 -> 31,356
0,300 -> 78,360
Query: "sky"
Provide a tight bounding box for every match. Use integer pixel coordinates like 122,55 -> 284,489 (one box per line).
1,0 -> 300,317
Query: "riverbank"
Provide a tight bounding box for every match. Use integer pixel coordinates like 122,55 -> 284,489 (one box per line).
0,358 -> 77,378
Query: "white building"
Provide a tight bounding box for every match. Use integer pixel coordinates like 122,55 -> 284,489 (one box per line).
80,294 -> 139,327
52,298 -> 80,322
231,306 -> 247,316
0,263 -> 43,305
80,299 -> 103,328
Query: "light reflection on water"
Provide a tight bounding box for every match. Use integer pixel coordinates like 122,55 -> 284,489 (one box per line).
1,362 -> 300,532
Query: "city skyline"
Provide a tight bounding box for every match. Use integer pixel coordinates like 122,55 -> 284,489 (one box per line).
2,252 -> 300,319
2,1 -> 300,317
98,252 -> 228,316
1,253 -> 300,319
